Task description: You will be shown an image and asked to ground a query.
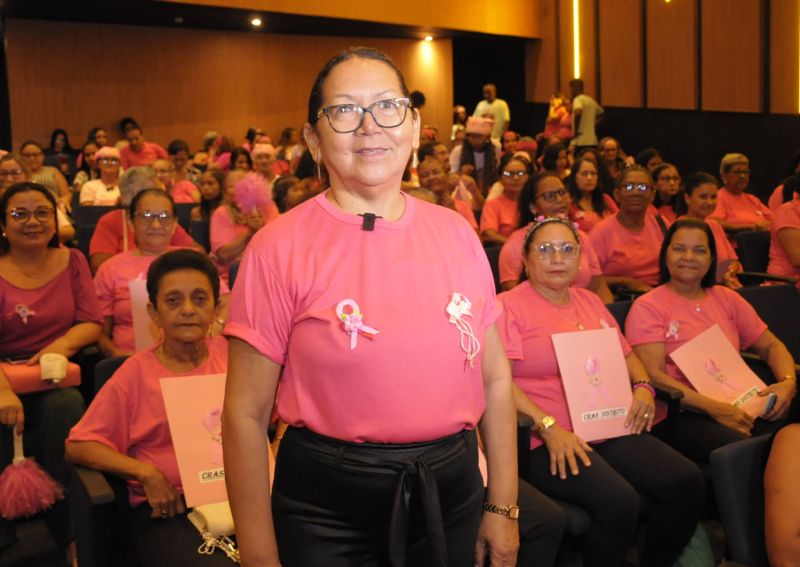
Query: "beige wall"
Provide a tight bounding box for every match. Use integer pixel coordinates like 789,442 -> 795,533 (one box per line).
6,19 -> 453,151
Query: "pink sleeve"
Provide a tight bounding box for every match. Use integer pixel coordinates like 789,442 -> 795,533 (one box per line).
479,200 -> 500,234
89,213 -> 120,256
69,249 -> 102,324
495,298 -> 523,360
119,147 -> 132,170
709,195 -> 727,222
602,194 -> 619,214
93,261 -> 116,318
455,200 -> 478,231
171,223 -> 197,248
581,234 -> 602,276
223,243 -> 294,365
749,194 -> 773,219
210,207 -> 238,254
624,294 -> 667,346
768,185 -> 784,212
588,225 -> 610,266
67,363 -> 133,452
154,144 -> 168,160
172,180 -> 198,203
498,239 -> 521,285
774,203 -> 800,232
264,200 -> 280,224
728,292 -> 768,349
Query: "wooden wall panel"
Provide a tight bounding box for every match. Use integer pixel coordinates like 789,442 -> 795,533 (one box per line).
558,0 -> 597,98
701,0 -> 762,112
161,0 -> 543,39
646,0 -> 697,110
6,19 -> 453,152
525,0 -> 558,103
770,0 -> 800,114
599,0 -> 643,108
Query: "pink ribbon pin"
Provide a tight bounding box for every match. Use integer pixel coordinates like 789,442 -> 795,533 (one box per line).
446,293 -> 481,368
14,304 -> 36,325
336,299 -> 379,351
665,320 -> 680,340
584,356 -> 610,409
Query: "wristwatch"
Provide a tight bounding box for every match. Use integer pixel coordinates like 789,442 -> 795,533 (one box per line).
483,503 -> 520,520
536,415 -> 556,433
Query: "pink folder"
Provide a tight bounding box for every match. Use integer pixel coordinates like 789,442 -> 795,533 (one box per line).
551,328 -> 634,442
668,324 -> 768,418
128,276 -> 160,352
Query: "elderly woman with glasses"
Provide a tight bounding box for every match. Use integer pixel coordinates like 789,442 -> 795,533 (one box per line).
19,141 -> 70,210
0,182 -> 101,561
223,47 -> 518,567
626,218 -> 796,462
479,155 -> 531,245
589,166 -> 666,294
709,153 -> 772,235
499,171 -> 613,302
498,216 -> 703,567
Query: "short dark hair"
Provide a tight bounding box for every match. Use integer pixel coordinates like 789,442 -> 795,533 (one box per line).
123,123 -> 142,136
684,172 -> 719,196
635,148 -> 663,168
229,147 -> 253,170
19,140 -> 43,154
129,188 -> 175,217
518,171 -> 563,228
167,139 -> 190,156
146,249 -> 221,306
417,142 -> 437,163
0,182 -> 60,254
410,90 -> 426,109
307,47 -> 410,125
659,218 -> 718,288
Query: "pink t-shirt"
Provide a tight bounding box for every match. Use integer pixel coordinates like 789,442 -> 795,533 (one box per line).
767,200 -> 800,283
119,142 -> 168,169
657,205 -> 677,225
543,106 -> 572,141
224,191 -> 499,443
454,199 -> 478,231
210,203 -> 280,286
625,284 -> 767,421
89,209 -> 197,257
710,188 -> 772,227
571,194 -> 618,234
497,284 -> 631,449
67,336 -> 228,506
0,249 -> 101,357
479,195 -> 519,238
498,225 -> 600,289
767,184 -> 799,212
589,214 -> 665,286
171,180 -> 199,204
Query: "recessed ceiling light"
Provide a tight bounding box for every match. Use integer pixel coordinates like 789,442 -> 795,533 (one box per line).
174,16 -> 184,24
251,16 -> 263,27
424,35 -> 433,42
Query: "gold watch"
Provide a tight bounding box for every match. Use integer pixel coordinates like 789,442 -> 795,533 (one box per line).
536,415 -> 556,433
483,503 -> 520,520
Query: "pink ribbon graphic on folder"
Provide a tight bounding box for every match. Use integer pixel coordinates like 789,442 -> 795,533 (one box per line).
336,299 -> 379,351
585,357 -> 611,409
203,407 -> 223,466
446,293 -> 481,369
704,357 -> 739,393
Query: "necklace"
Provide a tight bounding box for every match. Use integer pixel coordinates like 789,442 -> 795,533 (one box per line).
553,302 -> 585,330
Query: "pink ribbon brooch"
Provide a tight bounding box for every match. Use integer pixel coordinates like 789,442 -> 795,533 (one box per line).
14,304 -> 36,325
202,407 -> 223,466
665,320 -> 680,340
336,299 -> 379,351
446,293 -> 481,368
585,356 -> 610,409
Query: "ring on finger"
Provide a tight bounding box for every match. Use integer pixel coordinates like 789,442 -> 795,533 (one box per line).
160,509 -> 168,516
643,412 -> 650,419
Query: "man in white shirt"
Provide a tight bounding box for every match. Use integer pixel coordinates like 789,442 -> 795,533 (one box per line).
473,83 -> 510,142
569,79 -> 604,152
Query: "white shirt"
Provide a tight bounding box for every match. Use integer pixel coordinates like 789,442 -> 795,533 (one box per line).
473,99 -> 510,140
571,94 -> 603,146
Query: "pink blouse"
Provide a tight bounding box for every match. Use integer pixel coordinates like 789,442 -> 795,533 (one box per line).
710,188 -> 772,227
589,214 -> 665,286
479,195 -> 519,238
571,194 -> 619,234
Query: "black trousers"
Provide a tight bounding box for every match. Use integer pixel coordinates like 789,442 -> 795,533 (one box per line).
272,427 -> 485,567
523,433 -> 704,567
516,478 -> 565,567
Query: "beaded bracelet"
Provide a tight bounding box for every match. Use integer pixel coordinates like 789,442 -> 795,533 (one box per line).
632,381 -> 656,398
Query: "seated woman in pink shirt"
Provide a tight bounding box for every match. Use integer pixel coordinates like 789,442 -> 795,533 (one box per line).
566,156 -> 618,233
95,189 -> 230,357
498,216 -> 703,567
211,171 -> 279,285
589,166 -> 666,294
190,170 -> 225,221
79,147 -> 122,206
627,218 -> 796,462
499,171 -> 613,302
650,163 -> 684,225
682,172 -> 742,287
68,250 -> 234,567
479,155 -> 530,244
709,153 -> 772,235
767,197 -> 800,284
251,143 -> 278,199
152,159 -> 199,204
416,156 -> 478,232
0,182 -> 102,559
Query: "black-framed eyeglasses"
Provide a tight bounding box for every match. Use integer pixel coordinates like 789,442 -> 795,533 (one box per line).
7,207 -> 54,223
502,170 -> 527,178
620,183 -> 651,193
21,151 -> 43,158
316,97 -> 411,133
134,210 -> 175,225
535,188 -> 568,202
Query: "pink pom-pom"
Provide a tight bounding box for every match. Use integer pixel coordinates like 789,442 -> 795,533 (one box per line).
234,173 -> 270,214
0,459 -> 64,519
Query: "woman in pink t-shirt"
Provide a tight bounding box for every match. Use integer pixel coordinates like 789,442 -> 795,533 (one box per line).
416,156 -> 478,231
0,182 -> 102,560
223,47 -> 519,567
191,170 -> 225,221
565,155 -> 618,234
650,163 -> 684,225
497,217 -> 703,567
682,172 -> 742,287
499,171 -> 613,302
68,250 -> 235,567
479,155 -> 529,244
589,166 -> 667,293
543,92 -> 572,141
709,153 -> 772,234
627,218 -> 796,462
767,199 -> 800,284
251,143 -> 278,199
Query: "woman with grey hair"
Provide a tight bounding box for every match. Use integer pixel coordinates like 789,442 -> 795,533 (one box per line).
709,153 -> 772,235
88,166 -> 204,273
